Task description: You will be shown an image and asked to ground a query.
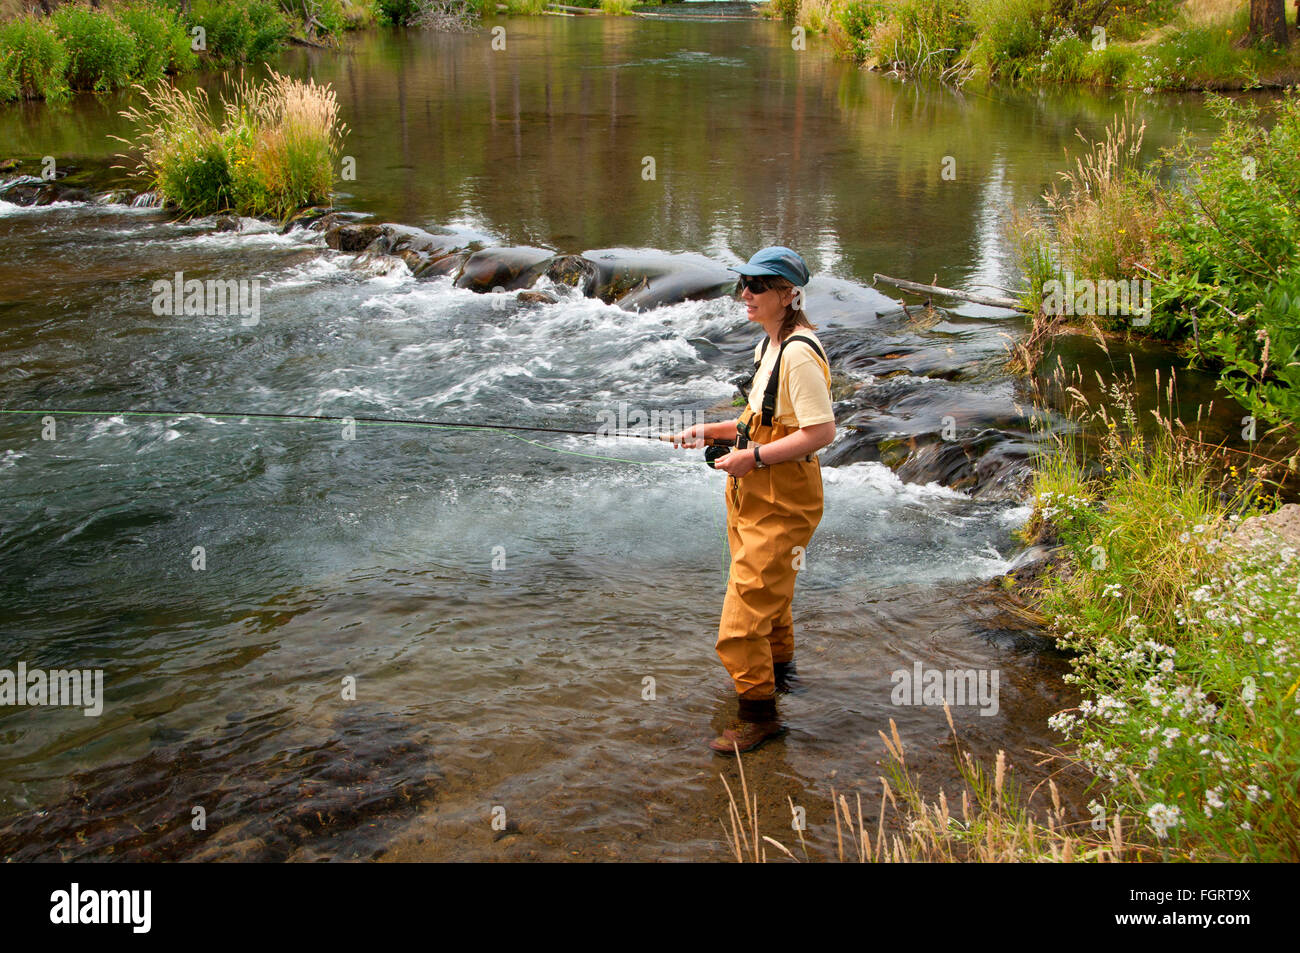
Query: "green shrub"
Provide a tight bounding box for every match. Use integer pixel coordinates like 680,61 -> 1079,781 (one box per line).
1028,392 -> 1299,860
0,15 -> 69,102
53,4 -> 138,92
971,0 -> 1055,81
1080,41 -> 1135,86
375,0 -> 422,24
1139,11 -> 1258,90
119,3 -> 196,80
871,0 -> 976,76
190,0 -> 292,64
1155,93 -> 1300,431
1037,30 -> 1087,83
833,0 -> 889,61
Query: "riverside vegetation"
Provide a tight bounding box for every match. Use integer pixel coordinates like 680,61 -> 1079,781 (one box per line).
0,0 -> 374,103
0,0 -> 642,104
775,0 -> 1300,89
980,55 -> 1299,861
118,70 -> 347,217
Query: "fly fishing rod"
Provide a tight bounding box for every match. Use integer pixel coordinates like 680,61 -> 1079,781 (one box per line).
0,407 -> 739,467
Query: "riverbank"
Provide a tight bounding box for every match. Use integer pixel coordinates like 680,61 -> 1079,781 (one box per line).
1015,384 -> 1299,859
0,0 -> 372,104
781,0 -> 1300,90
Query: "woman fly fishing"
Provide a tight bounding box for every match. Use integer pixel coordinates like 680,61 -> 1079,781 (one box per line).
673,246 -> 836,754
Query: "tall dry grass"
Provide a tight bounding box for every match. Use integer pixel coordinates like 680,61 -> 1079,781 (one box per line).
118,70 -> 348,218
720,704 -> 1151,862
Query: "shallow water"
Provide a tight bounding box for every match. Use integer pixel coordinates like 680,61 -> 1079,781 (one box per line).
0,18 -> 1230,860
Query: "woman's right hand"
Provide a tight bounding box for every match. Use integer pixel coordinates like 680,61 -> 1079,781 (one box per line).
670,425 -> 708,449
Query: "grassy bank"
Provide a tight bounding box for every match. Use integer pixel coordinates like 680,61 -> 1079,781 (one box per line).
775,0 -> 1300,89
1018,376 -> 1299,860
0,0 -> 372,103
1001,81 -> 1300,858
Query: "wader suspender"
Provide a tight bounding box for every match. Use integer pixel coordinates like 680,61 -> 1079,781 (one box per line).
755,334 -> 830,427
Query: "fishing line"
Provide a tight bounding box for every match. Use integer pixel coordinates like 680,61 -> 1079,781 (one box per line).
0,407 -> 729,469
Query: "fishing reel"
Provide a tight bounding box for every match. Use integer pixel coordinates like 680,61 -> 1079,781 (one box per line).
704,444 -> 731,469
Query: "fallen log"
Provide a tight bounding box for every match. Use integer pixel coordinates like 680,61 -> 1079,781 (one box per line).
548,2 -> 602,12
872,273 -> 1026,311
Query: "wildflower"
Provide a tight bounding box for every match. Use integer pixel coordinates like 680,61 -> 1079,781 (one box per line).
1147,803 -> 1182,839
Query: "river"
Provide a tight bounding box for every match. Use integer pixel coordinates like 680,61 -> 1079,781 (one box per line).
0,15 -> 1229,860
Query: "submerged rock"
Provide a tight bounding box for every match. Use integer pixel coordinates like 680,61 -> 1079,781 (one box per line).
325,222 -> 388,253
454,246 -> 555,291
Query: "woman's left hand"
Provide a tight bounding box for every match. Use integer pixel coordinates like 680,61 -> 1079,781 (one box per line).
715,448 -> 757,477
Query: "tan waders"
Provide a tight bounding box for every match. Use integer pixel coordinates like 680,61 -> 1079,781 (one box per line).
710,334 -> 830,755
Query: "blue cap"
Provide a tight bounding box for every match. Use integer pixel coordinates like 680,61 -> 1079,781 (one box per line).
727,246 -> 810,287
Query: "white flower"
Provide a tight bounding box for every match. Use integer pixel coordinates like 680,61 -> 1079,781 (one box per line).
1147,803 -> 1183,840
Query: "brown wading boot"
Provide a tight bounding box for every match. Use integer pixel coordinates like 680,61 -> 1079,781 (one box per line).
709,696 -> 784,754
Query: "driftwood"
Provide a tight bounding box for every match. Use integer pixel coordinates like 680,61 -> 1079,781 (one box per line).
288,35 -> 332,49
872,273 -> 1026,311
548,3 -> 603,12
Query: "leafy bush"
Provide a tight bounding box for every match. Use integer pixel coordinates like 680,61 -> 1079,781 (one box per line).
119,3 -> 196,80
375,0 -> 422,24
1036,30 -> 1087,82
832,0 -> 889,60
1079,41 -> 1135,86
0,15 -> 69,102
1028,389 -> 1298,860
53,4 -> 139,92
971,0 -> 1056,81
1155,94 -> 1300,431
190,0 -> 292,64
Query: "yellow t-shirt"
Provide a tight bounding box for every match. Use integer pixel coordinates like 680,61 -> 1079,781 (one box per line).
746,330 -> 834,429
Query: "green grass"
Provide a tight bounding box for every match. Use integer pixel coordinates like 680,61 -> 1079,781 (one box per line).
0,14 -> 69,102
1026,383 -> 1299,859
53,4 -> 139,92
120,70 -> 348,219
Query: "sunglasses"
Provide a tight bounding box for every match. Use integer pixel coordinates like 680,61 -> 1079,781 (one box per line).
736,275 -> 782,295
